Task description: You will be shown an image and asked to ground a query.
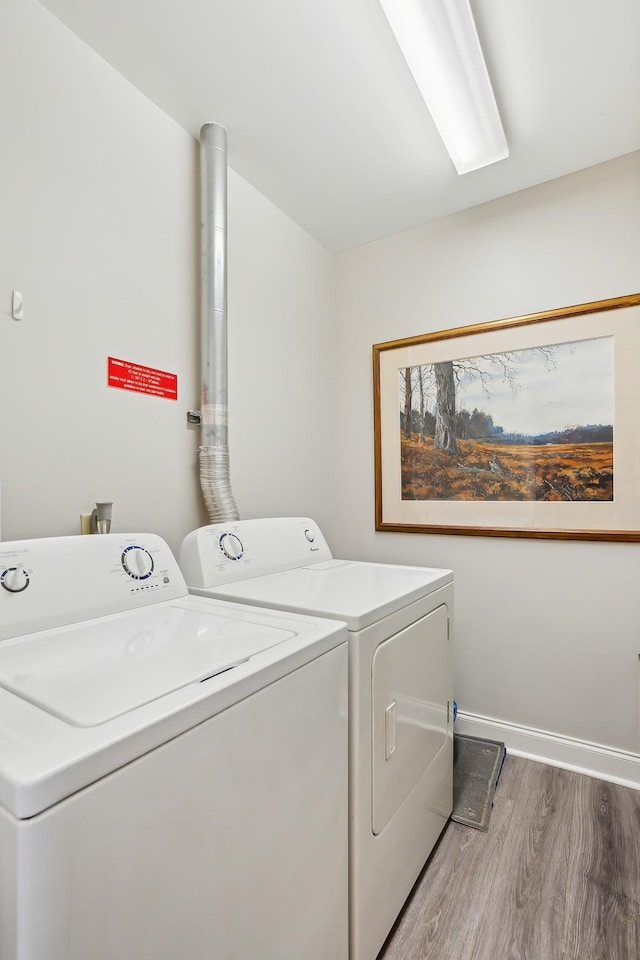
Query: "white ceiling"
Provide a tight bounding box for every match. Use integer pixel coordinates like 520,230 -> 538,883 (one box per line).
38,0 -> 640,251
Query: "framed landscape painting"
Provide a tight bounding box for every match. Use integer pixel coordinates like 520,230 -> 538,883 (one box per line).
373,293 -> 640,540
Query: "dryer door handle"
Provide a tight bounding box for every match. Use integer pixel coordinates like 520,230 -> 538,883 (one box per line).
384,701 -> 397,760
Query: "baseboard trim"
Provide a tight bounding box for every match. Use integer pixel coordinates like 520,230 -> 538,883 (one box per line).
455,711 -> 640,791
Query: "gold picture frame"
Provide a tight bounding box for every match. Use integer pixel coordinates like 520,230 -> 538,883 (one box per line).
373,293 -> 640,540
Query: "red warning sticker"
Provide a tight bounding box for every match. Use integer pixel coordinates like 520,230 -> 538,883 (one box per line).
108,357 -> 178,400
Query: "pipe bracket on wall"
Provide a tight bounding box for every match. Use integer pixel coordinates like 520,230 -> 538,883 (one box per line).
187,410 -> 202,425
12,291 -> 23,321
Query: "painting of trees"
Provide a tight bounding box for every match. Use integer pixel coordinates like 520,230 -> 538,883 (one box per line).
398,338 -> 614,502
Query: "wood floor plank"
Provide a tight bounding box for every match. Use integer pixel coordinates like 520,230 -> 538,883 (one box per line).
468,760 -> 573,960
379,754 -> 526,960
378,756 -> 640,960
562,775 -> 640,960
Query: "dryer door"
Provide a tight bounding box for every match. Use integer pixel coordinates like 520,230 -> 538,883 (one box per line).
371,603 -> 451,835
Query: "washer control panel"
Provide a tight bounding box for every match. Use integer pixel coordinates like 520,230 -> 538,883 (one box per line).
0,533 -> 187,643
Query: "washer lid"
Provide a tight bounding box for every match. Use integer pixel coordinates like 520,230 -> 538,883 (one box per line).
0,604 -> 294,726
202,560 -> 453,631
0,595 -> 347,820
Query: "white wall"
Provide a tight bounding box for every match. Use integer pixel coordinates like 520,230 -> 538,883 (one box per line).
0,0 -> 337,555
334,153 -> 640,767
226,171 -> 338,533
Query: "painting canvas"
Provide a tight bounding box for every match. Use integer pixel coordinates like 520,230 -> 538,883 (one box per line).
373,294 -> 640,540
399,337 -> 614,504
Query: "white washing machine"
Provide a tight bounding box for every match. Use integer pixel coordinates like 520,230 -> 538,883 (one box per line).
0,532 -> 348,960
179,517 -> 454,960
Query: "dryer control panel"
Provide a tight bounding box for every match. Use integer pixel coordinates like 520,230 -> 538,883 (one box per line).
0,533 -> 187,643
179,517 -> 333,589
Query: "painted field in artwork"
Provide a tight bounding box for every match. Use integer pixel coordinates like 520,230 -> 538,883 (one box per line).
401,436 -> 613,502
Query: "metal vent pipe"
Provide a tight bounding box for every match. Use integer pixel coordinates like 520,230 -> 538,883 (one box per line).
198,122 -> 239,522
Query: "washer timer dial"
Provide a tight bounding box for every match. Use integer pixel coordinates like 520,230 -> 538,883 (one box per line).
121,545 -> 154,580
219,532 -> 243,560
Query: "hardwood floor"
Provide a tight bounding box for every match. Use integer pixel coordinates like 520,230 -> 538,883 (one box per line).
379,755 -> 640,960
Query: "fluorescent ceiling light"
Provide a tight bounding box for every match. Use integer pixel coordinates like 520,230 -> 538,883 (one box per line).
378,0 -> 509,174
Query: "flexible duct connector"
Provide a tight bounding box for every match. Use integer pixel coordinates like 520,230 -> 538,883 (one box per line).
199,122 -> 239,522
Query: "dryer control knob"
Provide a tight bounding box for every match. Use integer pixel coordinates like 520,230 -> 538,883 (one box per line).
220,533 -> 243,560
1,565 -> 30,593
121,545 -> 154,580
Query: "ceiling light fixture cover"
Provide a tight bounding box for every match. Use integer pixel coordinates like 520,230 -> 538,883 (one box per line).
379,0 -> 509,174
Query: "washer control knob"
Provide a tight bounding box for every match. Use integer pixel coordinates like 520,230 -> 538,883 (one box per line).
220,533 -> 243,560
121,545 -> 154,580
304,528 -> 315,543
1,565 -> 30,593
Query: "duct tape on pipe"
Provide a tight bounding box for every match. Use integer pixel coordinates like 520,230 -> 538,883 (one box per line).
200,404 -> 228,425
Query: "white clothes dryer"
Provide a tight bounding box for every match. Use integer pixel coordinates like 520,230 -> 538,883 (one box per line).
0,532 -> 348,960
179,517 -> 454,960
